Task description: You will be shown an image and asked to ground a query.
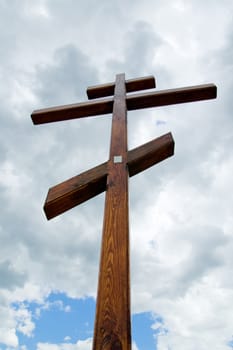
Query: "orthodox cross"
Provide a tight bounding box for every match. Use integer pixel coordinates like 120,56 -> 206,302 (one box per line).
31,73 -> 217,350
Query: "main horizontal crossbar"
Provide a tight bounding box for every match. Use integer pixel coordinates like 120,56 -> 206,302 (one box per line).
31,84 -> 217,125
44,132 -> 174,219
87,75 -> 156,99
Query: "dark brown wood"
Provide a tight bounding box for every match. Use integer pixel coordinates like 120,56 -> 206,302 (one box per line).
44,162 -> 108,220
87,75 -> 156,99
32,73 -> 217,350
128,132 -> 174,177
93,73 -> 131,350
44,133 -> 174,219
127,83 -> 217,111
31,84 -> 217,125
31,98 -> 113,124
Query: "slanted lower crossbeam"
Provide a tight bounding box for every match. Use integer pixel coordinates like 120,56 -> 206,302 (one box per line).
44,133 -> 174,220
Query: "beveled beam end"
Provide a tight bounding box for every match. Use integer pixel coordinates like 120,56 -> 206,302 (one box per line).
128,132 -> 174,177
44,163 -> 108,220
127,83 -> 217,111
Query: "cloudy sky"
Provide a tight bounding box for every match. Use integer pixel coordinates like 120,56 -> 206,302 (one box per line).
0,0 -> 233,349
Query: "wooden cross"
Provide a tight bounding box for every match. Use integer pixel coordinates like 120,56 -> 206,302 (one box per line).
31,73 -> 217,350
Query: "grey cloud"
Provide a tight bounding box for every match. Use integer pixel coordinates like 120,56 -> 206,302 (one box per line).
106,21 -> 166,78
131,224 -> 229,306
123,21 -> 162,76
26,45 -> 114,246
0,260 -> 27,290
0,1 -> 233,349
175,226 -> 228,291
0,36 -> 105,301
0,2 -> 23,61
34,44 -> 98,107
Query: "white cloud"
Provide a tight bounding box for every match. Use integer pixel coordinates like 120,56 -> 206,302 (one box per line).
22,0 -> 50,18
155,279 -> 233,349
38,298 -> 71,314
37,338 -> 92,350
0,327 -> 18,348
64,336 -> 71,342
132,341 -> 139,350
15,305 -> 35,337
0,0 -> 233,349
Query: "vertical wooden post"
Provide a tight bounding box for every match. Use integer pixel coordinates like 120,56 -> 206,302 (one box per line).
92,74 -> 131,350
31,72 -> 216,350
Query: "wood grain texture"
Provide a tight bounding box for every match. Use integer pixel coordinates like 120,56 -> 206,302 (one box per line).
31,98 -> 113,124
44,162 -> 108,220
31,84 -> 217,125
87,75 -> 156,99
93,74 -> 131,350
32,73 -> 217,350
128,132 -> 174,176
43,132 -> 175,220
126,83 -> 217,110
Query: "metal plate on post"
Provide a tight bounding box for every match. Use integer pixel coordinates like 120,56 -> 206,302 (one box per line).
113,155 -> 123,163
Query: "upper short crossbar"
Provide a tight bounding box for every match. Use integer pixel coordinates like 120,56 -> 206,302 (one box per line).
31,83 -> 217,125
87,75 -> 156,99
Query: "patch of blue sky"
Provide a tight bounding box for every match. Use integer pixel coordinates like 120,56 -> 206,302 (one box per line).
132,312 -> 157,350
156,120 -> 167,126
11,292 -> 163,350
14,292 -> 95,349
